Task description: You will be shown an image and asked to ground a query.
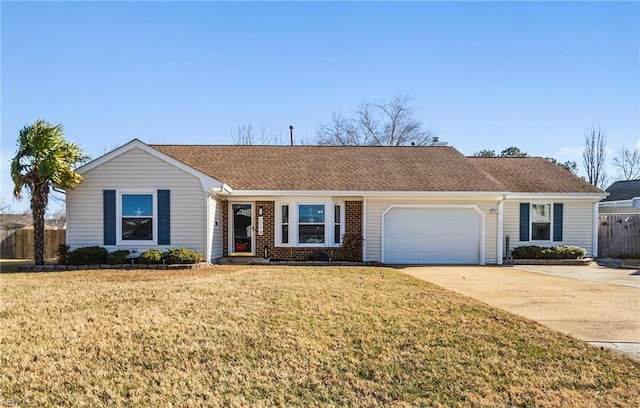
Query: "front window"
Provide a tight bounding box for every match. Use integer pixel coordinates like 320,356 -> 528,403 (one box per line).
531,204 -> 551,241
298,204 -> 325,244
121,194 -> 153,241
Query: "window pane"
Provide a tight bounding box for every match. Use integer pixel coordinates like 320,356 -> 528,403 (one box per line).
531,204 -> 550,223
299,225 -> 325,244
282,225 -> 289,244
334,205 -> 341,223
334,224 -> 341,244
532,222 -> 551,240
299,204 -> 324,223
282,205 -> 289,224
122,218 -> 153,240
122,194 -> 153,217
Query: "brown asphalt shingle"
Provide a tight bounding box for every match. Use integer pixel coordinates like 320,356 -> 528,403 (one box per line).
150,144 -> 603,194
468,157 -> 603,193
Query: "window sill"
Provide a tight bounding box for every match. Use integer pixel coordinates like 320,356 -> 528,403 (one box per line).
116,240 -> 157,246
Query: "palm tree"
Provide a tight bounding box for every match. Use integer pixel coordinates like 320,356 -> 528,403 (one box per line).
11,119 -> 88,265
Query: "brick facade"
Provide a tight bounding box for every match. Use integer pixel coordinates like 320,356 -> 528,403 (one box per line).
222,199 -> 363,261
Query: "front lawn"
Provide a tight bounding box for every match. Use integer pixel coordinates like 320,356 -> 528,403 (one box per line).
1,266 -> 638,406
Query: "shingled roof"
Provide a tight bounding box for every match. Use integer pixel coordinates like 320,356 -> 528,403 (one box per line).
150,144 -> 603,194
468,157 -> 603,194
602,180 -> 640,201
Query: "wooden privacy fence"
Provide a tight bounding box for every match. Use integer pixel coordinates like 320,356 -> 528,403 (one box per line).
598,214 -> 640,258
0,229 -> 66,259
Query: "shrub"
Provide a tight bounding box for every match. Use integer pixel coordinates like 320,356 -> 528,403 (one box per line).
107,250 -> 130,265
307,251 -> 329,261
56,244 -> 70,265
341,232 -> 363,262
67,246 -> 108,265
165,248 -> 202,264
512,245 -> 587,259
553,245 -> 587,259
139,249 -> 165,265
511,246 -> 544,259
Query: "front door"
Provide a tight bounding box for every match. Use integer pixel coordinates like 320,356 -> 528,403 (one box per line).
231,203 -> 253,254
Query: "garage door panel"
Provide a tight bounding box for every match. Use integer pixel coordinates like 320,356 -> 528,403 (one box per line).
383,207 -> 481,264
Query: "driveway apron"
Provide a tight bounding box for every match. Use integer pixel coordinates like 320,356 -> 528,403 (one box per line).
402,265 -> 640,360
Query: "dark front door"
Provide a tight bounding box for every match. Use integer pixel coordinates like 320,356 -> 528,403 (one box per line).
231,203 -> 253,254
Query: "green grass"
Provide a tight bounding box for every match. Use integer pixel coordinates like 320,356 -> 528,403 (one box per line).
1,266 -> 638,407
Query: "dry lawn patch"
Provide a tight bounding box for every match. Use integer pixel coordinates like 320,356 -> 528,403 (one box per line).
1,266 -> 638,407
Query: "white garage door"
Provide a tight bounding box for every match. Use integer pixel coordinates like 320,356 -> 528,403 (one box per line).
383,206 -> 482,264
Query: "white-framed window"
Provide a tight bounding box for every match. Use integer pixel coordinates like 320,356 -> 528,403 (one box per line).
334,204 -> 342,244
298,204 -> 325,244
276,199 -> 344,246
531,203 -> 551,241
117,191 -> 157,245
281,205 -> 289,244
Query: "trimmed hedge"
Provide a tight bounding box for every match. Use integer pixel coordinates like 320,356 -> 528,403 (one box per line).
107,250 -> 130,265
165,248 -> 203,264
139,249 -> 165,265
67,246 -> 109,265
512,245 -> 587,260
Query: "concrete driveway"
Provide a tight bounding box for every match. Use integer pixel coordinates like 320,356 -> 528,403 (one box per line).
402,265 -> 640,360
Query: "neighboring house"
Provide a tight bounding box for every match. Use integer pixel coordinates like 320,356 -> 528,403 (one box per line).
0,214 -> 33,230
66,139 -> 605,265
599,180 -> 640,209
0,214 -> 64,230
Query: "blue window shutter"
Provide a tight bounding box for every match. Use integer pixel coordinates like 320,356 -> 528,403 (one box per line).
103,190 -> 116,245
519,203 -> 530,242
158,190 -> 170,245
553,203 -> 563,241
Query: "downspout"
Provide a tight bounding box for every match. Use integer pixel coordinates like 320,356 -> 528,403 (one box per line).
497,196 -> 505,265
204,193 -> 211,264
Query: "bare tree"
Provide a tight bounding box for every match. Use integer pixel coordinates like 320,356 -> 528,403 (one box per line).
0,196 -> 11,228
582,126 -> 607,188
231,123 -> 285,145
612,146 -> 640,180
316,113 -> 360,146
316,95 -> 436,146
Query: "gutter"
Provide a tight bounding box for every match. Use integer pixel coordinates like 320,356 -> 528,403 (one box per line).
209,183 -> 234,197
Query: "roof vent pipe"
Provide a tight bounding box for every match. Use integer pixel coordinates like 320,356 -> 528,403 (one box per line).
289,125 -> 294,146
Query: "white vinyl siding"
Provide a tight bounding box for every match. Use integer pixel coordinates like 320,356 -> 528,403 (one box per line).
365,198 -> 499,264
502,200 -> 595,257
67,147 -> 206,255
209,195 -> 224,261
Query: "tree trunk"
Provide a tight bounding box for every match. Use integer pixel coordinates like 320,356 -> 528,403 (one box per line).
31,183 -> 49,265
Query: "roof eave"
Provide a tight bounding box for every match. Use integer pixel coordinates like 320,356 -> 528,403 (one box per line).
229,190 -> 509,198
504,192 -> 608,201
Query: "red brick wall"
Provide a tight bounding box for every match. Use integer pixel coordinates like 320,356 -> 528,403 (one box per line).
223,199 -> 363,261
255,201 -> 275,259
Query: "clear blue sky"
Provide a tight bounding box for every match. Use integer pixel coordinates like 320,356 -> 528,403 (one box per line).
1,1 -> 638,214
